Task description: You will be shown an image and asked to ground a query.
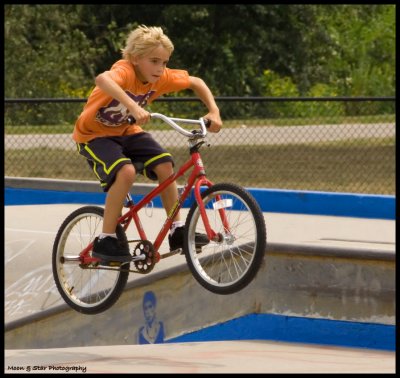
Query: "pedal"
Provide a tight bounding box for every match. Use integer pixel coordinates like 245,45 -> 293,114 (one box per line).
98,260 -> 131,267
159,247 -> 202,259
160,248 -> 182,259
180,248 -> 203,255
110,261 -> 123,266
183,247 -> 204,254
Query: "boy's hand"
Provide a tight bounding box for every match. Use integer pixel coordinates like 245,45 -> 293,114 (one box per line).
129,105 -> 151,125
204,112 -> 222,133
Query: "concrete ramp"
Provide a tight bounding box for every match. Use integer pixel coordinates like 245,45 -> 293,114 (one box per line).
5,201 -> 395,375
5,239 -> 395,350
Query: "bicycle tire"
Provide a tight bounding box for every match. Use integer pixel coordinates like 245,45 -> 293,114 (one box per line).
52,206 -> 129,314
184,183 -> 266,294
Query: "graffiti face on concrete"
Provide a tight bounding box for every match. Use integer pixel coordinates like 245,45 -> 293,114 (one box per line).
137,291 -> 165,344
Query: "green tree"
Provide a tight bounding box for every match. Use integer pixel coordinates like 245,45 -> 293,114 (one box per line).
161,5 -> 334,96
5,4 -> 95,98
317,4 -> 395,97
5,4 -> 395,101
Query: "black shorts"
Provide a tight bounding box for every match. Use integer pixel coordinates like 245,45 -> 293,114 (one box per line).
77,132 -> 174,192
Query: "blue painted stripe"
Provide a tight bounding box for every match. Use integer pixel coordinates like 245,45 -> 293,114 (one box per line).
5,188 -> 107,206
167,313 -> 395,351
249,188 -> 395,220
4,187 -> 395,220
4,188 -> 164,207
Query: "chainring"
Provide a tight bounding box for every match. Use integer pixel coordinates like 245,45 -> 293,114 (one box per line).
133,240 -> 156,273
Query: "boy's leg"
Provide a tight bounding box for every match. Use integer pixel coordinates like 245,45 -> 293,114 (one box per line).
152,162 -> 181,222
77,137 -> 135,263
103,164 -> 136,233
152,162 -> 209,251
92,163 -> 136,264
123,133 -> 178,220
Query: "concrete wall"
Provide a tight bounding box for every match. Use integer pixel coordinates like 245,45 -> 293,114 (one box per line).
5,177 -> 395,351
5,243 -> 394,350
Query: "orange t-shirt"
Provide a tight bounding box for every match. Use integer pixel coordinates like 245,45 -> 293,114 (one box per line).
73,59 -> 190,143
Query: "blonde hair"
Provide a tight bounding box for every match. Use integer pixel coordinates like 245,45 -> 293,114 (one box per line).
121,25 -> 174,60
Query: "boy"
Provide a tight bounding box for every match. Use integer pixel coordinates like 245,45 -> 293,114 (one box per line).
73,25 -> 222,264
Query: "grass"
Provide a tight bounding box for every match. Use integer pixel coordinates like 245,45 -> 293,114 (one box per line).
5,138 -> 395,195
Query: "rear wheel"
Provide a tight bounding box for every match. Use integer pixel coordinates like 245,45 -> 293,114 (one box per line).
184,183 -> 266,294
52,206 -> 130,314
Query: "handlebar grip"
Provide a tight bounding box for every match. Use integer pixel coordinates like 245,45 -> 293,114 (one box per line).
204,118 -> 211,129
127,115 -> 136,125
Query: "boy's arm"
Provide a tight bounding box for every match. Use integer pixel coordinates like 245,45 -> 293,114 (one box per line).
95,71 -> 150,125
189,76 -> 222,133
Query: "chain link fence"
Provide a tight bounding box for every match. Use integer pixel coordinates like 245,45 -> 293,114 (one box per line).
5,97 -> 395,195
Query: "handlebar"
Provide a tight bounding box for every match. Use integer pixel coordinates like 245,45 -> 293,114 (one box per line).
127,113 -> 210,138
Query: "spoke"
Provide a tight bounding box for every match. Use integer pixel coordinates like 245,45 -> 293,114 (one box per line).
189,190 -> 257,286
56,212 -> 121,309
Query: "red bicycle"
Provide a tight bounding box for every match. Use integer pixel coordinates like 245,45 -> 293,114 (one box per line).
52,113 -> 267,314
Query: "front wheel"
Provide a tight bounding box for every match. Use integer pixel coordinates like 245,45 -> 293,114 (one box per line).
52,206 -> 130,314
184,183 -> 266,294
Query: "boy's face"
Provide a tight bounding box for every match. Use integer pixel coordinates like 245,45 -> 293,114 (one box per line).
133,45 -> 170,84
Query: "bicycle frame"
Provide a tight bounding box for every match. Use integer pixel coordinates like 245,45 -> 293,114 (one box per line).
122,148 -> 215,261
79,140 -> 229,265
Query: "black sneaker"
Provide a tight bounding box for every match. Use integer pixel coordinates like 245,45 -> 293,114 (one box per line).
92,236 -> 131,264
168,226 -> 210,252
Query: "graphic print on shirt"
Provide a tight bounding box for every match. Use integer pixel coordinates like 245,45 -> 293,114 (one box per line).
96,90 -> 155,126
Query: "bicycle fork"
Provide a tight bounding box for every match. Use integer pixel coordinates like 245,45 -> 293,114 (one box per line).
194,178 -> 231,242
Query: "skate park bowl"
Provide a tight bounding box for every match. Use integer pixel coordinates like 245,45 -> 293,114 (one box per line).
4,177 -> 395,372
